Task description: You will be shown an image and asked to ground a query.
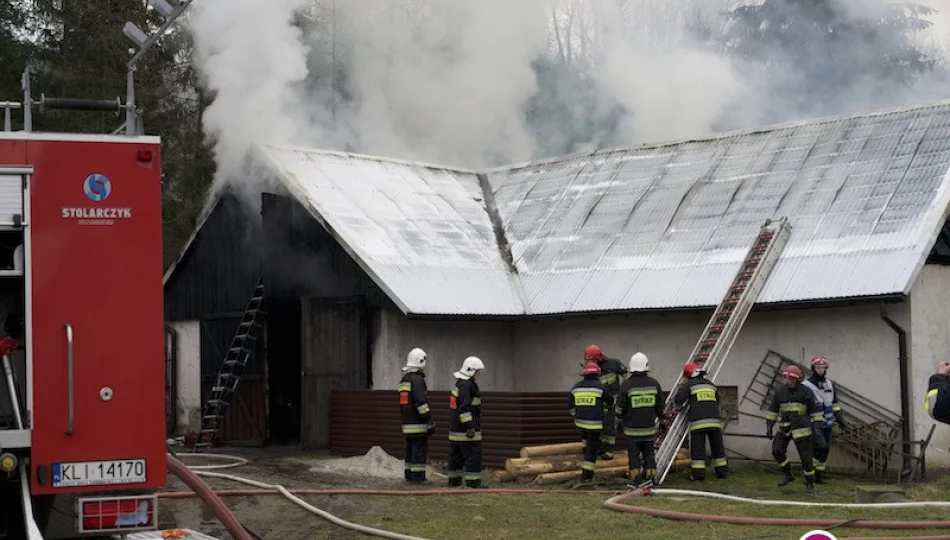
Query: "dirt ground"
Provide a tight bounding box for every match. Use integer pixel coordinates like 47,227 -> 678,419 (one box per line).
158,445 -> 431,540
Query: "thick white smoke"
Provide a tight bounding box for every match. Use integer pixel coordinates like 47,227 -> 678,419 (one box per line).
187,0 -> 949,189
338,0 -> 552,168
189,0 -> 312,193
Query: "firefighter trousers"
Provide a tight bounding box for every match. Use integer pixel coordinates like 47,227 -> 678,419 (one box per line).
626,437 -> 656,482
690,427 -> 728,480
772,430 -> 815,480
448,442 -> 482,487
601,404 -> 617,451
812,427 -> 833,473
580,429 -> 601,480
404,435 -> 428,482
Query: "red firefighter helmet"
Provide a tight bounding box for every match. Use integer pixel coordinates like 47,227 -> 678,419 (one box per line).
580,362 -> 601,376
584,344 -> 603,362
782,365 -> 803,381
811,355 -> 828,369
683,362 -> 700,378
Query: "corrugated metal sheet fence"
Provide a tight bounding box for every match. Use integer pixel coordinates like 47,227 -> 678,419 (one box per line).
332,390 -> 601,467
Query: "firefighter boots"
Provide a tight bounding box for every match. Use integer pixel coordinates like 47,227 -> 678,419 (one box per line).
805,479 -> 815,495
815,470 -> 826,484
778,466 -> 795,487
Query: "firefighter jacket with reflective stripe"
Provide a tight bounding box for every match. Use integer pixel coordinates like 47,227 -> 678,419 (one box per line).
598,356 -> 628,396
925,373 -> 950,424
569,375 -> 614,431
803,374 -> 844,428
399,371 -> 431,436
615,373 -> 664,438
766,383 -> 823,439
449,378 -> 482,442
673,376 -> 722,432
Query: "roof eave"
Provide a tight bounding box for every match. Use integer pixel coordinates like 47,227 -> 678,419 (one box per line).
399,293 -> 907,321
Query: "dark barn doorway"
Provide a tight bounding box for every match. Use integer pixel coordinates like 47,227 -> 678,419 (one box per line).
265,298 -> 302,445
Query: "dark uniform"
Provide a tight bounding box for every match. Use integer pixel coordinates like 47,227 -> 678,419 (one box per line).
598,355 -> 628,456
674,373 -> 728,480
448,378 -> 483,488
398,370 -> 434,482
803,372 -> 847,482
766,383 -> 824,488
615,371 -> 664,483
925,372 -> 950,424
569,374 -> 615,479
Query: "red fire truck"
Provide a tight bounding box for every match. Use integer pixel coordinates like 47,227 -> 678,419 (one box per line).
0,89 -> 167,537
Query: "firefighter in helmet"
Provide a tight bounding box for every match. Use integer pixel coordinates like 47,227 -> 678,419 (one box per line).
569,360 -> 614,480
674,362 -> 728,480
398,347 -> 434,483
766,364 -> 824,494
583,344 -> 628,459
616,352 -> 664,485
801,355 -> 848,483
448,356 -> 486,488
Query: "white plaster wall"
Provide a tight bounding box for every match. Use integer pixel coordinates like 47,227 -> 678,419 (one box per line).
910,264 -> 950,468
170,320 -> 201,435
368,300 -> 912,466
512,303 -> 908,463
371,307 -> 515,392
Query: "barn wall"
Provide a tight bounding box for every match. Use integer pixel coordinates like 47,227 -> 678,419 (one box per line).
371,306 -> 515,392
511,303 -> 909,462
910,264 -> 950,468
164,192 -> 263,322
170,320 -> 201,434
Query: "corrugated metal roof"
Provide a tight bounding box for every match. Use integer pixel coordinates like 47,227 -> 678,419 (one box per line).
254,145 -> 524,315
490,102 -> 950,314
197,102 -> 950,317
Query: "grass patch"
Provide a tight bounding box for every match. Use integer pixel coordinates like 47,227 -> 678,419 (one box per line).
337,470 -> 950,540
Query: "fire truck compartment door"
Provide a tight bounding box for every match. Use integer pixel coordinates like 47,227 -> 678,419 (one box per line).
0,174 -> 25,227
27,141 -> 166,496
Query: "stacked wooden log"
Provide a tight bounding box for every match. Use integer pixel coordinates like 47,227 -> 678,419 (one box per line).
492,442 -> 691,484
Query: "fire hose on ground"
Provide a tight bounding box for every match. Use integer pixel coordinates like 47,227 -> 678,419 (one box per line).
167,452 -> 950,540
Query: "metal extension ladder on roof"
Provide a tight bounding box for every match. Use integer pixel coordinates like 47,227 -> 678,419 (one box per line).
653,218 -> 791,484
193,276 -> 266,451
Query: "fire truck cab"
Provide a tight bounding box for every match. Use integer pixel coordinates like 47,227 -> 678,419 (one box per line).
0,129 -> 167,538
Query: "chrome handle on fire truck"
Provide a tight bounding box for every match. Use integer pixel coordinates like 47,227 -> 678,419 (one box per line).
65,323 -> 74,435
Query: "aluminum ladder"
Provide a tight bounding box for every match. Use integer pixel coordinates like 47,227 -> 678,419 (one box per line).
654,218 -> 791,484
193,276 -> 266,451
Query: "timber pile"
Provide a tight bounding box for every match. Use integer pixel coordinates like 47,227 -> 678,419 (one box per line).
493,442 -> 691,484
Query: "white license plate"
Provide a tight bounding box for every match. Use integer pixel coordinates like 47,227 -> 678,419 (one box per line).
52,459 -> 146,488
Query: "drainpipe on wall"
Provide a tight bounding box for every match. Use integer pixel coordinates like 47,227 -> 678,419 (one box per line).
880,307 -> 911,474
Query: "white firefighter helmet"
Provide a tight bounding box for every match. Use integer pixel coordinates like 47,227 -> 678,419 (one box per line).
402,347 -> 427,372
629,352 -> 650,373
454,356 -> 485,380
